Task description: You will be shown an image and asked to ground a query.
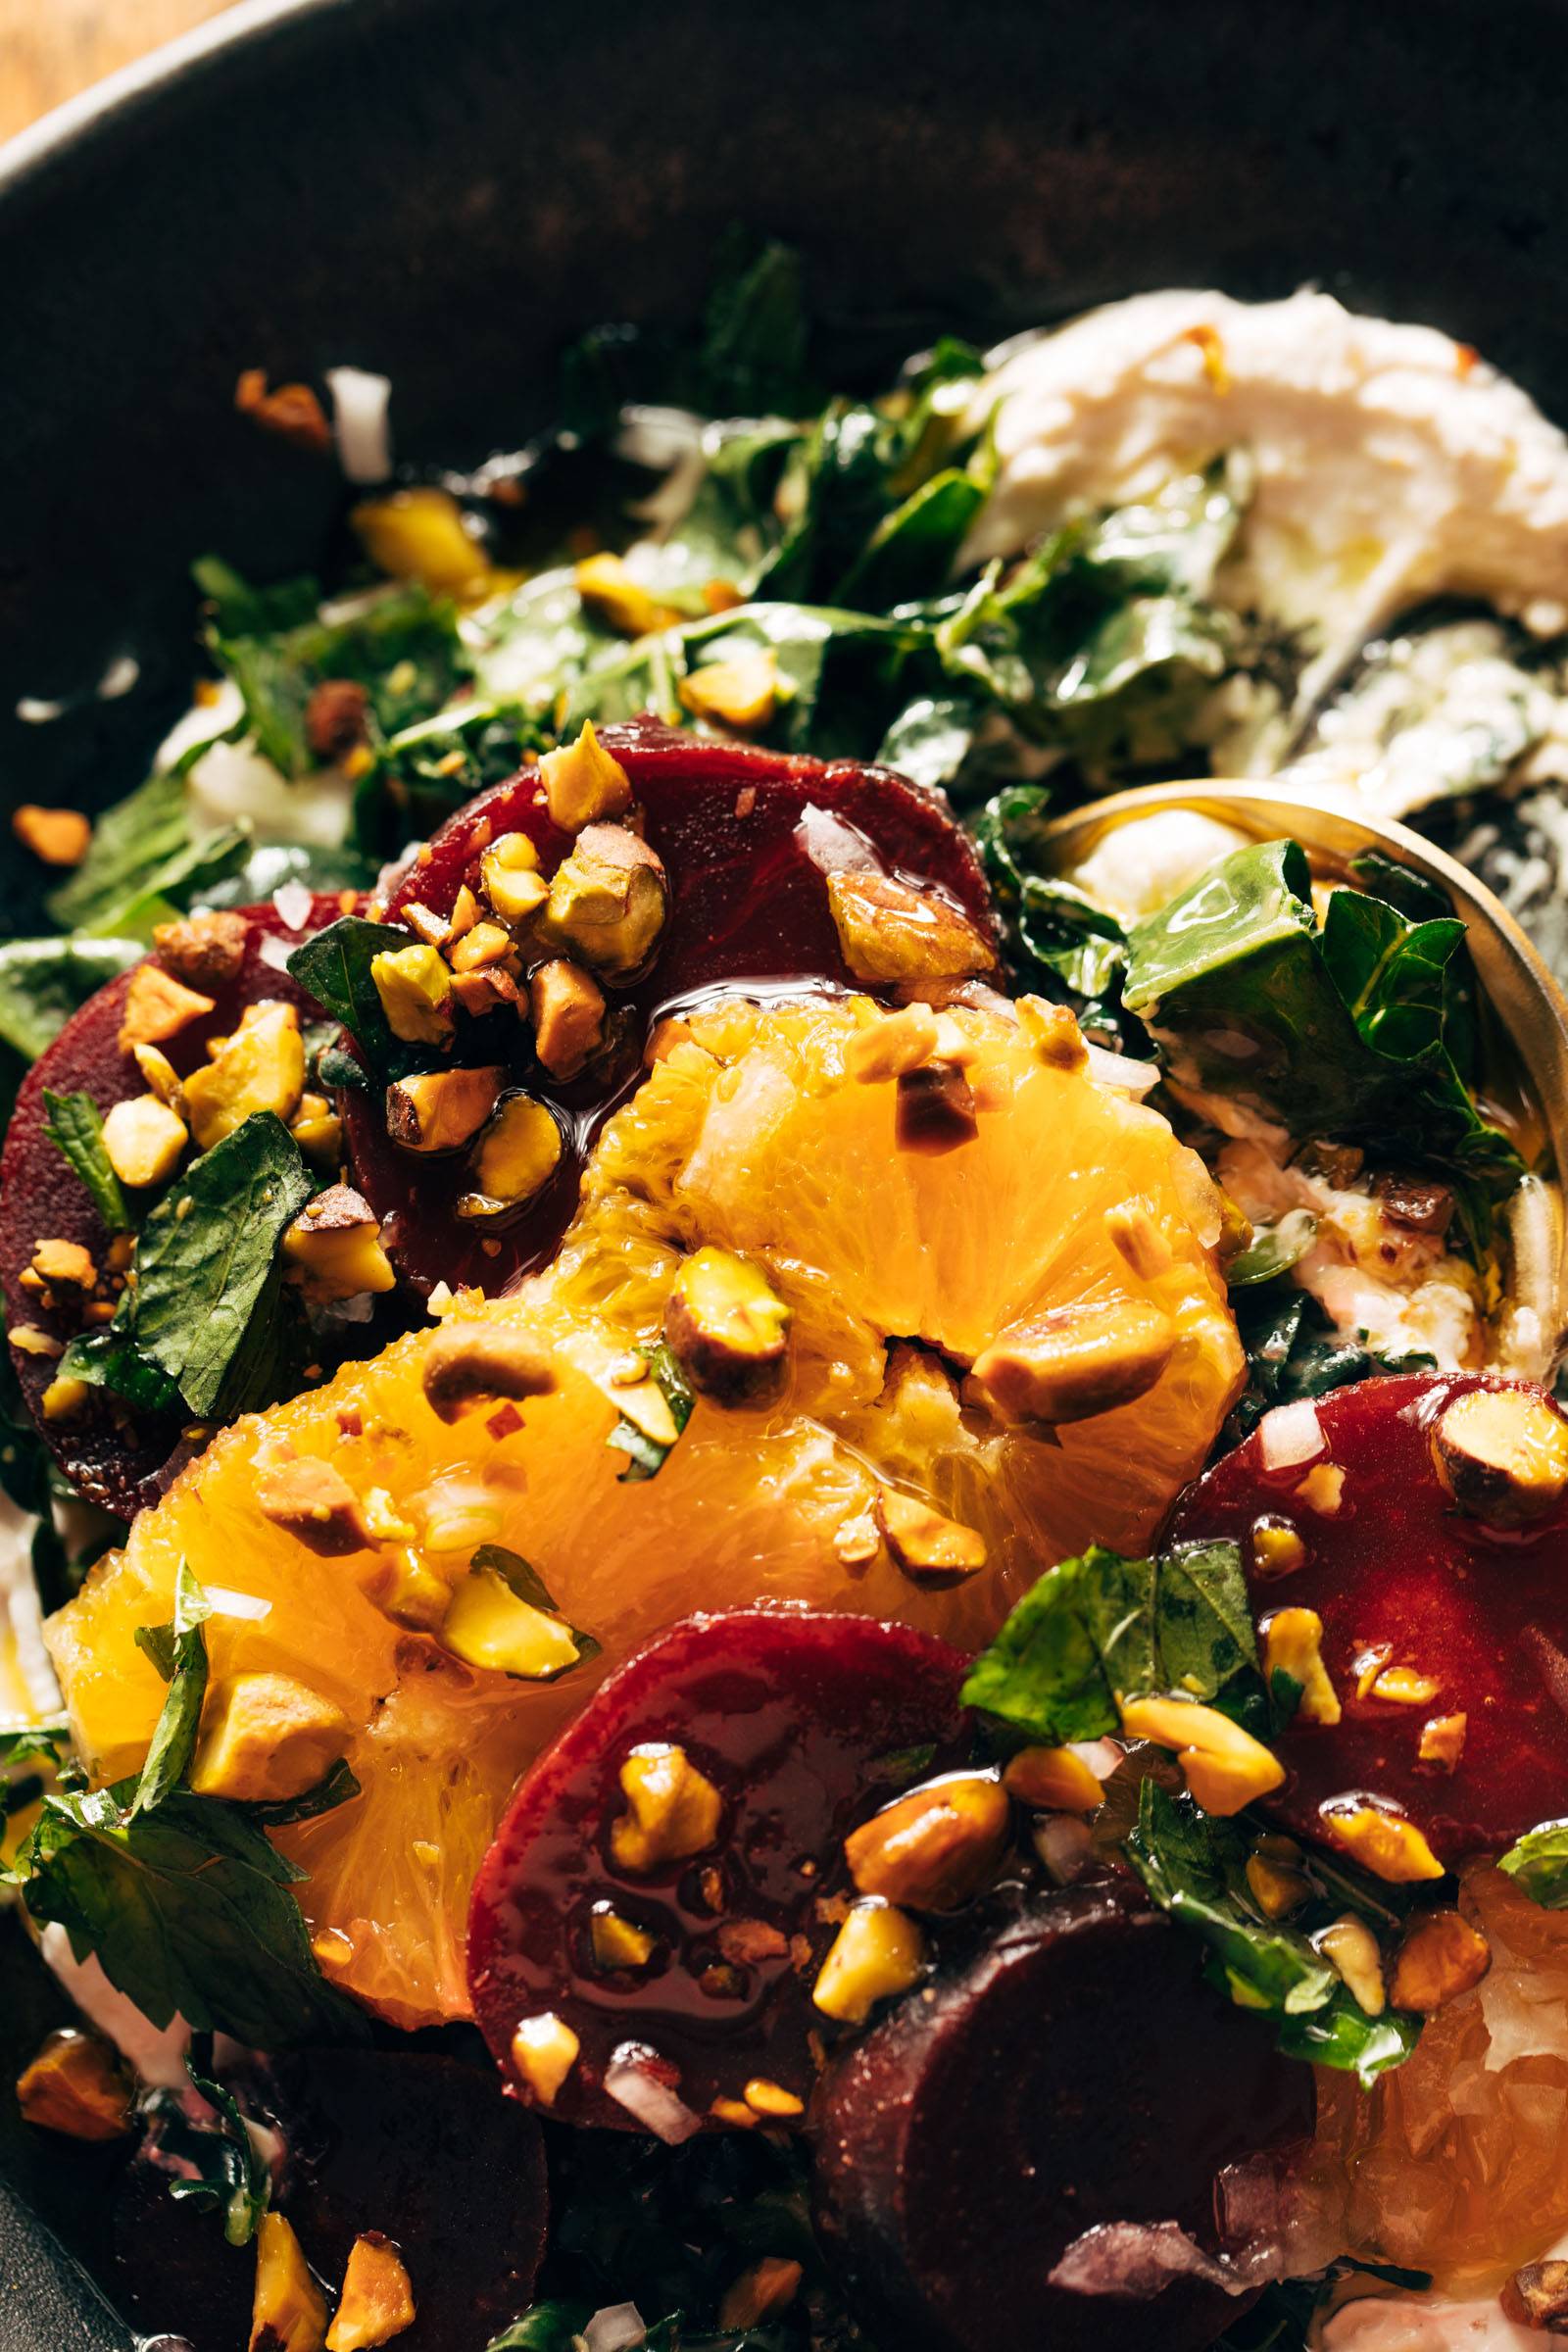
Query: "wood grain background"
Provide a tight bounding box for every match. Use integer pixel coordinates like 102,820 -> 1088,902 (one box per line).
1,0 -> 243,145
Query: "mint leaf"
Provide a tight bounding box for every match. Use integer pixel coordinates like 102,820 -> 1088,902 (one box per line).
46,763 -> 247,941
128,1562 -> 211,1818
125,1113 -> 312,1417
41,1089 -> 129,1231
0,939 -> 140,1063
1498,1817 -> 1568,1906
240,1756 -> 361,1830
143,2058 -> 270,2246
608,1341 -> 696,1484
286,914 -> 424,1083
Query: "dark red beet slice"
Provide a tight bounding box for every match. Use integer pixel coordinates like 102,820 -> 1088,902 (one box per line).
0,893 -> 354,1515
466,1605 -> 972,2133
345,717 -> 997,1295
1168,1371 -> 1568,1864
813,1883 -> 1313,2352
110,2051 -> 547,2352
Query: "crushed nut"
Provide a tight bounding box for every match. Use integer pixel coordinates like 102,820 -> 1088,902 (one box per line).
477,831 -> 547,926
39,1375 -> 91,1424
152,908 -> 249,990
826,870 -> 995,985
118,961 -> 216,1052
611,1742 -> 723,1873
573,553 -> 681,640
458,1094 -> 564,1223
717,2259 -> 804,2331
811,1899 -> 926,2025
13,806 -> 91,866
1417,1712 -> 1468,1772
353,487 -> 490,595
537,718 -> 634,832
1003,1744 -> 1104,1813
543,823 -> 669,981
290,1093 -> 343,1168
845,1003 -> 942,1084
1501,2260 -> 1568,2331
1245,1852 -> 1310,1919
1370,1665 -> 1441,1706
1432,1386 -> 1568,1528
1250,1515 -> 1306,1577
1016,994 -> 1089,1071
28,1238 -> 95,1290
131,1042 -> 183,1110
895,1061 -> 979,1154
1118,1695 -> 1285,1815
1103,1198 -> 1173,1279
874,1488 -> 987,1582
1390,1909 -> 1491,2013
590,1905 -> 659,1972
743,2077 -> 806,2119
325,2232 -> 415,2352
1319,1800 -> 1445,1884
191,1672 -> 350,1804
845,1772 -> 1009,1911
420,1322 -> 555,1423
662,1247 -> 791,1404
102,1094 -> 188,1189
679,650 -> 779,734
447,919 -> 515,975
370,944 -> 455,1048
529,958 -> 608,1080
251,2211 -> 329,2352
184,1000 -> 306,1151
1314,1913 -> 1386,2016
439,1565 -> 580,1680
258,1455 -> 372,1554
1261,1607 -> 1342,1726
235,368 -> 331,452
16,2030 -> 134,2140
384,1067 -> 504,1154
358,1547 -> 451,1633
282,1185 -> 397,1302
968,1298 -> 1176,1428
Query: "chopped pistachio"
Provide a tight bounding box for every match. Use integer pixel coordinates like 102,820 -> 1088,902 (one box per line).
419,1321 -> 555,1424
1432,1385 -> 1568,1527
1245,1852 -> 1311,1919
1015,994 -> 1088,1072
257,1455 -> 372,1554
117,960 -> 216,1052
370,943 -> 455,1048
679,649 -> 779,734
325,2232 -> 416,2352
742,2078 -> 805,2120
662,1247 -> 791,1403
1314,1913 -> 1387,2016
573,554 -> 680,641
529,958 -> 607,1080
510,2013 -> 580,2108
611,1742 -> 723,1873
39,1375 -> 91,1425
290,1093 -> 344,1169
102,1094 -> 188,1189
151,909 -> 248,990
537,719 -> 634,832
384,1067 -> 504,1154
968,1298 -> 1176,1428
478,831 -> 544,925
251,2212 -> 329,2352
1102,1198 -> 1172,1279
1417,1711 -> 1467,1772
1318,1800 -> 1445,1884
13,805 -> 91,867
183,1000 -> 306,1151
1002,1744 -> 1103,1813
191,1672 -> 351,1805
16,2030 -> 134,2141
1390,1909 -> 1491,2013
282,1185 -> 396,1301
1370,1664 -> 1441,1706
352,485 -> 489,595
28,1238 -> 95,1289
845,1003 -> 942,1085
589,1905 -> 658,1972
447,919 -> 516,974
358,1546 -> 452,1633
439,1565 -> 582,1680
845,1772 -> 1009,1911
543,823 -> 669,981
458,1094 -> 564,1222
1250,1515 -> 1306,1577
1119,1695 -> 1285,1816
825,869 -> 995,985
1261,1607 -> 1342,1725
874,1488 -> 986,1583
131,1042 -> 184,1110
811,1899 -> 926,2025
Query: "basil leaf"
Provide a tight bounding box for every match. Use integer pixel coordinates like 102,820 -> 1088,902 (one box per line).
0,939 -> 141,1064
128,1563 -> 211,1818
960,1539 -> 1255,1744
286,914 -> 425,1084
609,1342 -> 696,1485
123,1112 -> 312,1417
10,1781 -> 365,2045
41,1089 -> 129,1232
1497,1817 -> 1568,1906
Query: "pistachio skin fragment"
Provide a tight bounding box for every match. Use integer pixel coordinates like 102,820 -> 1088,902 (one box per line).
845,1772 -> 1009,1912
1431,1384 -> 1568,1528
662,1247 -> 791,1404
152,908 -> 249,991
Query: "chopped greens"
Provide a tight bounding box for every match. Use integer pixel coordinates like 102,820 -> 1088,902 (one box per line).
128,1561 -> 212,1818
609,1341 -> 696,1483
286,914 -> 427,1084
1497,1817 -> 1568,1906
959,1538 -> 1261,1745
46,760 -> 249,942
142,2057 -> 271,2246
0,938 -> 141,1064
41,1088 -> 129,1232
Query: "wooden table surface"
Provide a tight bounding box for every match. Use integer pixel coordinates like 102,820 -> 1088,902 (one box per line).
1,0 -> 245,146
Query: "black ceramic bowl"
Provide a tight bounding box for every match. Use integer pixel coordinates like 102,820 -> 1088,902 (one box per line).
4,0 -> 1568,2341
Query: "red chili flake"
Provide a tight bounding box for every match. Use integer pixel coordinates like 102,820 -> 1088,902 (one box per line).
487,1403 -> 525,1440
336,1408 -> 364,1438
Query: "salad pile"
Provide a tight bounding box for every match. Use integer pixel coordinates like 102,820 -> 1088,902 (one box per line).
5,246 -> 1568,2352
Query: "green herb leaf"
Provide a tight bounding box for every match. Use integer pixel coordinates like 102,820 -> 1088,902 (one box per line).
144,2059 -> 271,2245
609,1342 -> 696,1484
0,1717 -> 72,1776
469,1546 -> 602,1673
286,915 -> 425,1084
972,785 -> 1132,1041
239,1756 -> 361,1830
0,939 -> 141,1064
1497,1817 -> 1568,1906
1227,1211 -> 1319,1289
128,1563 -> 211,1818
41,1089 -> 129,1232
46,763 -> 248,940
122,1112 -> 312,1417
11,1781 -> 365,2045
484,2309 -> 595,2352
959,1539 -> 1256,1743
695,235 -> 810,417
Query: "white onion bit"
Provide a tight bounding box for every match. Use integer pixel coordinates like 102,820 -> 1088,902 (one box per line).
584,2305 -> 647,2352
603,2048 -> 703,2145
1033,1814 -> 1095,1886
257,935 -> 296,973
271,878 -> 315,933
201,1586 -> 273,1622
1257,1398 -> 1325,1470
1083,1042 -> 1160,1097
326,366 -> 394,485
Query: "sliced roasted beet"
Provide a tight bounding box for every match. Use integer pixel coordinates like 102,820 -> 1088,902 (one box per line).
1168,1371 -> 1568,1864
0,894 -> 356,1515
466,1605 -> 972,2133
345,718 -> 997,1294
110,2050 -> 547,2352
813,1883 -> 1312,2352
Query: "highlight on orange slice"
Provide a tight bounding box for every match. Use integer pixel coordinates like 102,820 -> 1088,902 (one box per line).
46,990 -> 1244,2029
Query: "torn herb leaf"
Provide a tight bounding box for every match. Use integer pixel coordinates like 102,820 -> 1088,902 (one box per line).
1497,1817 -> 1568,1907
1226,1210 -> 1318,1289
0,939 -> 141,1065
959,1538 -> 1258,1745
128,1563 -> 211,1818
469,1546 -> 602,1673
42,1089 -> 129,1232
1124,1781 -> 1416,2086
143,2059 -> 271,2246
286,914 -> 427,1084
1122,838 -> 1524,1253
1226,1285 -> 1436,1444
609,1342 -> 696,1484
972,784 -> 1131,1039
46,762 -> 248,941
239,1756 -> 361,1831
